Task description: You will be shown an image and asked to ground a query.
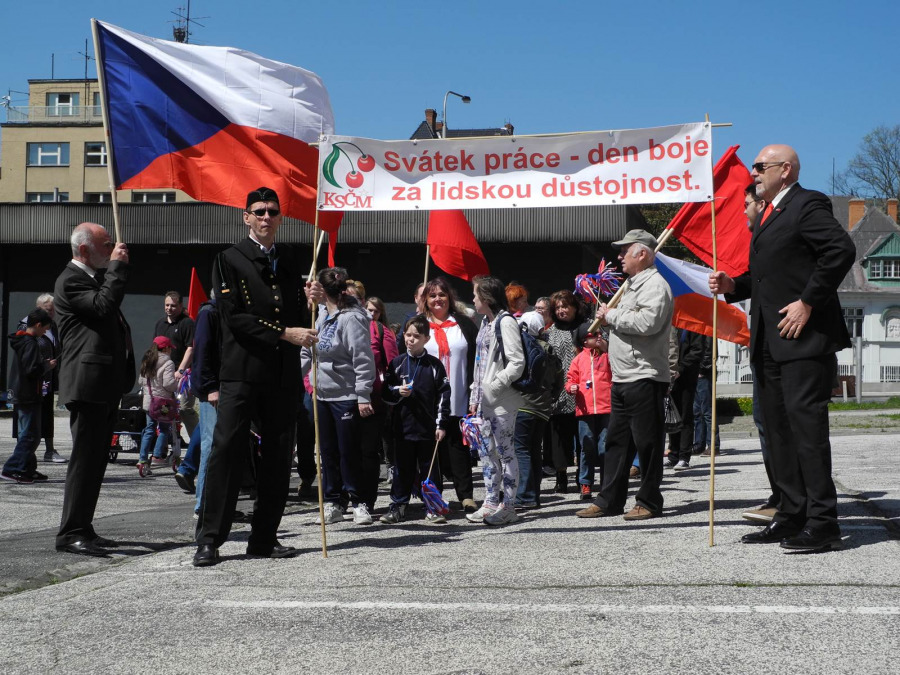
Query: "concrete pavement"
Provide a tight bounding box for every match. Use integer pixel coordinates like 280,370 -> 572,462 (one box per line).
0,416 -> 897,674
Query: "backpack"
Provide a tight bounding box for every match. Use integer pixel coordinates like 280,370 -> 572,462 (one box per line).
494,313 -> 562,397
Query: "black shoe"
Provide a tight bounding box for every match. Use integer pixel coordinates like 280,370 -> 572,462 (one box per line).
56,539 -> 110,557
1,470 -> 34,484
174,472 -> 196,494
92,535 -> 119,548
553,472 -> 568,494
297,481 -> 315,500
30,470 -> 49,481
246,540 -> 298,559
193,545 -> 220,567
781,527 -> 842,553
741,521 -> 802,544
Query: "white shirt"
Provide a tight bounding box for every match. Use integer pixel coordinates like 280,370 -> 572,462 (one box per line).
71,259 -> 97,278
425,320 -> 468,417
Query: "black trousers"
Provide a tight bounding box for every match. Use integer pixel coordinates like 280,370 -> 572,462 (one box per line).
754,341 -> 838,532
546,413 -> 577,471
56,401 -> 118,546
594,379 -> 667,514
390,438 -> 441,505
437,416 -> 471,501
196,380 -> 298,551
358,410 -> 386,509
668,371 -> 698,463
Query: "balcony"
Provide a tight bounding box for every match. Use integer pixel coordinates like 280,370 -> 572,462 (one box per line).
3,106 -> 103,124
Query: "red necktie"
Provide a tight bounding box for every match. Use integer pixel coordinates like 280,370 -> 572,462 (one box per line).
762,202 -> 774,223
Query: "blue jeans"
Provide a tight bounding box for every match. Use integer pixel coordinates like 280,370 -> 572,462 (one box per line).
195,401 -> 217,514
3,403 -> 40,474
514,410 -> 547,506
179,425 -> 203,477
692,376 -> 719,452
577,414 -> 608,487
139,414 -> 172,462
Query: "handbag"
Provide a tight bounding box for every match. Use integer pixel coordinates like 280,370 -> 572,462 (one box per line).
663,391 -> 682,433
147,377 -> 178,423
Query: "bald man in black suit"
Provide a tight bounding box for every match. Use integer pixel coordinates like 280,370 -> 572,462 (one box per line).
54,223 -> 134,557
710,144 -> 855,553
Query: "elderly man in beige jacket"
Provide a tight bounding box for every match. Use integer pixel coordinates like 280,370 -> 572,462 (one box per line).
577,229 -> 673,521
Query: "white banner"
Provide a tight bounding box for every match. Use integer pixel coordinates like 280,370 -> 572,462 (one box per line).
317,122 -> 713,211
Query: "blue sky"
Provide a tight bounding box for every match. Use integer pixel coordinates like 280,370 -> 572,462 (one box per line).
2,0 -> 897,195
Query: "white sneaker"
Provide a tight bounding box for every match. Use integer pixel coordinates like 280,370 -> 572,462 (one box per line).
484,505 -> 519,526
465,504 -> 498,523
673,460 -> 690,471
315,502 -> 344,525
352,503 -> 373,525
425,512 -> 447,524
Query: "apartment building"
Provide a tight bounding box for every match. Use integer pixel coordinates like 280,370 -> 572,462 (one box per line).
0,78 -> 189,203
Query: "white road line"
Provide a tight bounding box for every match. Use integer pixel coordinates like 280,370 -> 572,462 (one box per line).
209,600 -> 900,615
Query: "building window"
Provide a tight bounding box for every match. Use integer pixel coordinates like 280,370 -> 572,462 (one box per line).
868,259 -> 900,280
85,142 -> 108,166
26,192 -> 69,203
843,307 -> 863,339
84,192 -> 112,203
132,191 -> 176,203
47,92 -> 79,116
92,92 -> 102,116
26,142 -> 70,166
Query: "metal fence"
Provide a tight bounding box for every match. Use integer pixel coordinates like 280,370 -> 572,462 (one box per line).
4,106 -> 102,124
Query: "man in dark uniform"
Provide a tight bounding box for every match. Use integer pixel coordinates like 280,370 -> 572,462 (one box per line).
54,222 -> 134,557
710,144 -> 855,553
193,187 -> 318,566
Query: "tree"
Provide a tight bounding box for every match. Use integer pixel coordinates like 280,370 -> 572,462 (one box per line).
835,125 -> 900,202
639,202 -> 698,263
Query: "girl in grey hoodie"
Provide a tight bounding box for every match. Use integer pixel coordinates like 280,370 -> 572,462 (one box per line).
301,267 -> 376,525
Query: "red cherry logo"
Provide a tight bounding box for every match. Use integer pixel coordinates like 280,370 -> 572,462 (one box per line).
357,154 -> 375,172
346,171 -> 364,188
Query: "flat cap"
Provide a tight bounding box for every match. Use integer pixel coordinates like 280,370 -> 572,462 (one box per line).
611,229 -> 658,250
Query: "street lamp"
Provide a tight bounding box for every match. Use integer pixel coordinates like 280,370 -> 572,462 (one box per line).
442,90 -> 471,139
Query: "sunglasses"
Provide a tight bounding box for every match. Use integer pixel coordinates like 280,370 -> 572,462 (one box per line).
751,162 -> 785,173
249,207 -> 280,217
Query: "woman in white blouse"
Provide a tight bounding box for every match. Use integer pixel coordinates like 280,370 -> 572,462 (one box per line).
422,277 -> 479,513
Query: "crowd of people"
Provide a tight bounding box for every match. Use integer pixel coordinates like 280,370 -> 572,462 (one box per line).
2,143 -> 857,562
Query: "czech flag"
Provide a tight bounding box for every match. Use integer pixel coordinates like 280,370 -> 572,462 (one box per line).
655,252 -> 750,346
93,20 -> 341,231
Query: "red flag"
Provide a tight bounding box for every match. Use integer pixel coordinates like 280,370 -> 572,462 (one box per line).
187,267 -> 208,320
664,146 -> 752,278
427,210 -> 489,281
327,229 -> 338,267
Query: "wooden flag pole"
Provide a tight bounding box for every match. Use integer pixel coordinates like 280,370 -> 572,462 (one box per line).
309,219 -> 328,558
423,244 -> 431,288
90,19 -> 123,243
706,113 -> 719,548
308,229 -> 326,279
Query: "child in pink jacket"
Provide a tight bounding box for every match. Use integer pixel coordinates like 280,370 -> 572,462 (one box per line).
566,330 -> 612,501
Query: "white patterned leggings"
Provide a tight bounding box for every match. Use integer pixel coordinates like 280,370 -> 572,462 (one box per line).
479,411 -> 519,508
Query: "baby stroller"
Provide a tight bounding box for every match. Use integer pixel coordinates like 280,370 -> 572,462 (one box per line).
110,392 -> 145,464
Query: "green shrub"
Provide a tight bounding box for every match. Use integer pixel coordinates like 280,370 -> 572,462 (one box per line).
715,397 -> 747,417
